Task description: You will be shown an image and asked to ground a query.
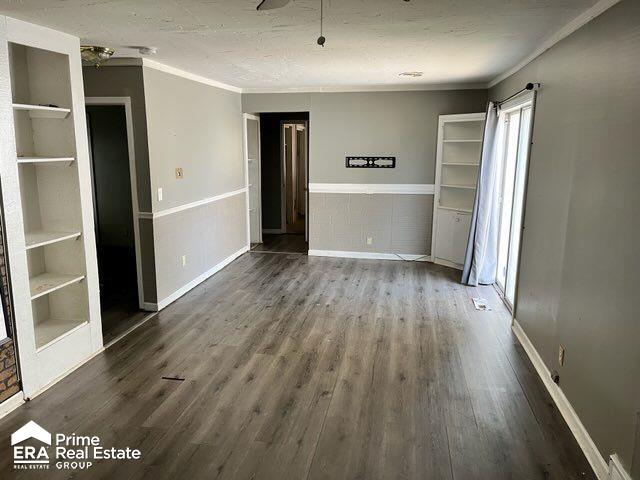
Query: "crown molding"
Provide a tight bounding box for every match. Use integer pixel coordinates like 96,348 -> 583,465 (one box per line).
141,59 -> 242,93
242,83 -> 487,94
488,0 -> 622,88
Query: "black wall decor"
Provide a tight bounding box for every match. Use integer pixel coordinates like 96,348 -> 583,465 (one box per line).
346,156 -> 396,168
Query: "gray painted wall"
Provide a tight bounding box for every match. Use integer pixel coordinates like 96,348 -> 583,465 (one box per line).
153,193 -> 246,301
142,67 -> 247,302
490,0 -> 640,474
243,90 -> 487,184
143,66 -> 244,210
243,90 -> 486,255
83,66 -> 157,303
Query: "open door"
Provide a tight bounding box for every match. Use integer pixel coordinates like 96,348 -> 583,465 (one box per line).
244,114 -> 262,245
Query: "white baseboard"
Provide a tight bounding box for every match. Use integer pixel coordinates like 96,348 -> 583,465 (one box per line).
0,392 -> 25,419
308,249 -> 431,262
156,245 -> 249,310
512,320 -> 610,480
609,454 -> 633,480
142,302 -> 158,312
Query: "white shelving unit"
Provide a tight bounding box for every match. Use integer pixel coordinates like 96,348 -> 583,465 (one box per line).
0,17 -> 102,396
431,112 -> 485,269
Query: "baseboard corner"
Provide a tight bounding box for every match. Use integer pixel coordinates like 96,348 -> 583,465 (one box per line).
511,319 -> 609,480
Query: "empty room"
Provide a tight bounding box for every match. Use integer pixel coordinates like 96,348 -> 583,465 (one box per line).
0,1 -> 637,479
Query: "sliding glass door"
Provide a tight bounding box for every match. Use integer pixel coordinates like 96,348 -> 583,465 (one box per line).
495,99 -> 533,311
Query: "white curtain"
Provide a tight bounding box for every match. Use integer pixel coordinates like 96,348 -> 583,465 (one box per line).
462,102 -> 501,286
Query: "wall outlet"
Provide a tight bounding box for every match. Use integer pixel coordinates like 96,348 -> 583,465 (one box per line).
175,167 -> 183,179
157,187 -> 163,202
366,237 -> 373,245
558,345 -> 565,366
181,255 -> 187,267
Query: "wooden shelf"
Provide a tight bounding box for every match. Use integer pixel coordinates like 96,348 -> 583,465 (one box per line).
12,103 -> 70,119
439,205 -> 472,213
18,156 -> 75,164
25,231 -> 81,250
443,139 -> 482,143
29,273 -> 85,300
441,184 -> 476,190
35,319 -> 88,350
442,162 -> 479,166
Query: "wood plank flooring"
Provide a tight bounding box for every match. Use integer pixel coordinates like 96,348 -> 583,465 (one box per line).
251,233 -> 308,254
0,252 -> 595,479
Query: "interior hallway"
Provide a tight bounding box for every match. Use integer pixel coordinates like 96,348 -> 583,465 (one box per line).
0,253 -> 593,479
251,233 -> 308,254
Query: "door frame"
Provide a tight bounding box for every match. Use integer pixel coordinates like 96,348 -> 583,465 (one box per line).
494,92 -> 536,315
279,120 -> 309,235
243,113 -> 262,244
84,97 -> 145,311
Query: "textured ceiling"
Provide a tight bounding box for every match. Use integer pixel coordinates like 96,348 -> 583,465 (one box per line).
0,0 -> 599,90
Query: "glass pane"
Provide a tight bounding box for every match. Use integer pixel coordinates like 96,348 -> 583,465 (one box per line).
496,111 -> 520,292
505,106 -> 532,305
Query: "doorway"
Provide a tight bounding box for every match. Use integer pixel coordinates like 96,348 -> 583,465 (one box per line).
495,96 -> 534,311
247,112 -> 309,254
85,98 -> 146,344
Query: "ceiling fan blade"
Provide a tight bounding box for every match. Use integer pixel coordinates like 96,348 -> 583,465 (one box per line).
257,0 -> 291,11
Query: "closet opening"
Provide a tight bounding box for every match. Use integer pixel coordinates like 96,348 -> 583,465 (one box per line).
494,96 -> 534,311
85,98 -> 146,344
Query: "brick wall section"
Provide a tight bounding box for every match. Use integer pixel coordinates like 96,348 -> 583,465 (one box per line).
0,205 -> 20,402
0,339 -> 19,402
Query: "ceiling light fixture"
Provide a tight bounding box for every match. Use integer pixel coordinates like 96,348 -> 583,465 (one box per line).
81,46 -> 115,67
399,71 -> 423,77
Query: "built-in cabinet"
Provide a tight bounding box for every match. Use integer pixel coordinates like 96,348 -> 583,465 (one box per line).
0,17 -> 102,396
431,113 -> 485,269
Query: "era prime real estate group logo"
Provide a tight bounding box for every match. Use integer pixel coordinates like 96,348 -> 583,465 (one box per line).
11,421 -> 141,471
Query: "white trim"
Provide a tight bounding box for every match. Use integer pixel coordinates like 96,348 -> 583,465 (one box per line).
142,302 -> 158,311
308,183 -> 435,195
26,347 -> 105,401
156,245 -> 249,310
85,96 -> 147,311
242,83 -> 486,94
609,454 -> 632,480
511,320 -> 609,480
244,113 -> 262,244
141,59 -> 242,93
309,249 -> 431,262
488,0 -> 622,87
151,187 -> 247,219
0,392 -> 25,420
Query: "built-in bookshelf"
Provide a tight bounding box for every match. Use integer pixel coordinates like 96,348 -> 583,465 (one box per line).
0,18 -> 102,396
9,41 -> 90,350
432,113 -> 485,269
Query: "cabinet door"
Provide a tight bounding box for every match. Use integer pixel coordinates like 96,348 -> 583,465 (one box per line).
452,212 -> 471,265
434,209 -> 457,262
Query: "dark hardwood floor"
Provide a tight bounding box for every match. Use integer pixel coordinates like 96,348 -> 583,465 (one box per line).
0,252 -> 594,479
251,233 -> 308,254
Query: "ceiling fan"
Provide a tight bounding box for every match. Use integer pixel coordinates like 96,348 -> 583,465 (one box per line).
256,0 -> 291,10
257,0 -> 326,47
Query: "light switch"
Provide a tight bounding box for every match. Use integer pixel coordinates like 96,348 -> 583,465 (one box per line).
157,187 -> 163,202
